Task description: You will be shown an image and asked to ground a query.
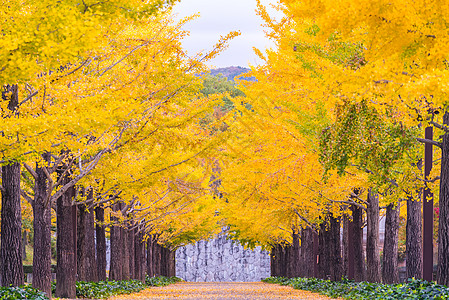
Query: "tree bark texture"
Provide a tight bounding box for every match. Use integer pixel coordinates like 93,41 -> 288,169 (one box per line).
109,203 -> 123,281
0,162 -> 24,287
366,191 -> 381,282
382,202 -> 400,284
128,227 -> 135,279
95,205 -> 107,281
438,111 -> 449,285
287,231 -> 300,278
121,226 -> 130,280
77,199 -> 98,282
55,183 -> 76,298
134,230 -> 145,281
318,221 -> 330,280
152,241 -> 162,277
300,227 -> 315,278
351,205 -> 366,281
342,214 -> 350,278
167,248 -> 176,277
318,215 -> 342,281
32,155 -> 52,297
270,244 -> 287,277
406,195 -> 423,279
146,237 -> 153,278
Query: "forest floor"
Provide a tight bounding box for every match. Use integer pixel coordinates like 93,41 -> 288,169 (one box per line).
108,282 -> 339,299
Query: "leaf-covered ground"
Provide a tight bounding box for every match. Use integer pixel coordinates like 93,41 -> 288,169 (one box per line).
109,282 -> 338,299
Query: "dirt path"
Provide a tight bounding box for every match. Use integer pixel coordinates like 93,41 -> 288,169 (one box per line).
109,282 -> 337,300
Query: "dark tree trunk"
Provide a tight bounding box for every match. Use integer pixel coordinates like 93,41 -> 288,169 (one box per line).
438,112 -> 449,285
153,241 -> 162,277
342,214 -> 350,278
351,205 -> 366,281
1,162 -> 24,287
288,231 -> 300,278
128,227 -> 135,279
32,154 -> 52,297
95,205 -> 107,281
121,226 -> 130,280
160,247 -> 167,277
300,227 -> 315,278
146,237 -> 154,278
77,204 -> 86,280
55,183 -> 76,298
109,203 -> 123,281
270,246 -> 277,277
329,215 -> 342,281
22,231 -> 27,260
366,191 -> 381,282
382,202 -> 400,284
406,195 -> 423,279
270,244 -> 285,277
134,230 -> 145,281
77,197 -> 98,282
167,248 -> 176,277
318,215 -> 342,281
318,221 -> 330,280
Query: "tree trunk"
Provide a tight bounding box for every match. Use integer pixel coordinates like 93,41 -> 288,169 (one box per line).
342,214 -> 350,278
168,248 -> 176,277
77,204 -> 86,281
318,221 -> 330,280
32,155 -> 52,297
128,227 -> 136,279
95,205 -> 107,281
318,215 -> 342,281
109,203 -> 123,281
161,247 -> 167,277
134,230 -> 145,281
382,202 -> 400,284
270,246 -> 277,277
121,226 -> 130,280
438,111 -> 449,285
366,191 -> 381,282
301,227 -> 315,278
153,241 -> 162,277
77,196 -> 98,282
406,195 -> 423,279
146,237 -> 154,278
289,231 -> 300,278
329,215 -> 342,281
22,231 -> 27,260
1,162 -> 24,287
55,183 -> 76,298
351,205 -> 366,281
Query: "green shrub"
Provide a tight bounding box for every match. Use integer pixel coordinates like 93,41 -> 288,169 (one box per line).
263,277 -> 449,300
145,275 -> 182,287
0,285 -> 48,300
75,279 -> 147,298
50,276 -> 182,299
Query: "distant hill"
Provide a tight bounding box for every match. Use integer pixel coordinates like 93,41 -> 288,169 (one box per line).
209,66 -> 256,82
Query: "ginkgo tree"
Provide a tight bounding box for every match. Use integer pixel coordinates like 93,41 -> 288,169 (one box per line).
275,0 -> 449,285
212,0 -> 444,284
2,1 -> 240,297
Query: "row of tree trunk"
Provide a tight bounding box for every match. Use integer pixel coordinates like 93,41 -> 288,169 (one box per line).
270,198 -> 423,284
55,200 -> 176,298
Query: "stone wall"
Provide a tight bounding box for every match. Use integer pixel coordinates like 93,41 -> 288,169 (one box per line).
175,234 -> 270,282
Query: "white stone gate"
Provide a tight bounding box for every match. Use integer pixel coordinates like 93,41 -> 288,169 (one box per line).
175,234 -> 270,282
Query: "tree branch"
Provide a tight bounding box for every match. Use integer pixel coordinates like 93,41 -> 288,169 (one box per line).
20,189 -> 34,205
416,137 -> 441,148
23,163 -> 37,180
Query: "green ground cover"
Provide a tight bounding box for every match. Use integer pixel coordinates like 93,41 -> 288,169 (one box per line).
263,276 -> 449,300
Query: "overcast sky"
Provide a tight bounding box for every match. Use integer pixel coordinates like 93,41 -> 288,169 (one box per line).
172,0 -> 282,68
